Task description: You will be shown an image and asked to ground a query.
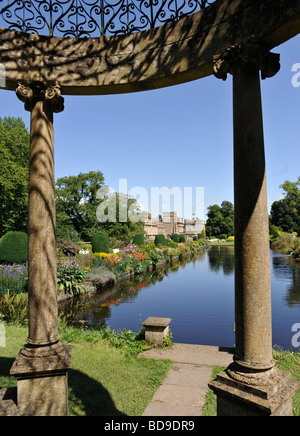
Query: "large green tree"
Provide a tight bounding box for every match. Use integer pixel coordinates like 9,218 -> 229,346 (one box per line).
55,171 -> 106,240
0,117 -> 30,237
205,201 -> 234,237
55,171 -> 144,242
270,177 -> 300,233
270,199 -> 298,233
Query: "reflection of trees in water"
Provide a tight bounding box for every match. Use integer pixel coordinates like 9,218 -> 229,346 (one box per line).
58,256 -> 198,329
207,246 -> 235,276
272,256 -> 300,307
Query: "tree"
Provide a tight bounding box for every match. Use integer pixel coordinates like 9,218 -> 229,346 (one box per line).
55,171 -> 106,240
270,199 -> 298,232
270,177 -> 300,233
205,201 -> 234,237
0,117 -> 30,237
55,171 -> 144,242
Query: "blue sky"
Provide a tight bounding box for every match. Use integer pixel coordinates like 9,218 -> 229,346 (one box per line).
1,35 -> 300,219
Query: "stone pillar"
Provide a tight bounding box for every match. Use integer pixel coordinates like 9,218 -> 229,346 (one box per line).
233,60 -> 274,374
209,45 -> 299,416
10,82 -> 71,416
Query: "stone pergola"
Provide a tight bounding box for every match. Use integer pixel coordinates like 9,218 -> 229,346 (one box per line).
0,0 -> 300,416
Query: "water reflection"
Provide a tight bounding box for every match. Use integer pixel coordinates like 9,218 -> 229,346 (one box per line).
59,260 -> 187,329
207,246 -> 235,276
59,247 -> 300,350
272,255 -> 300,307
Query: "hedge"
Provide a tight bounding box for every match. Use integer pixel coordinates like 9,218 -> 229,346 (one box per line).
0,231 -> 28,264
154,235 -> 166,245
133,234 -> 145,246
91,231 -> 109,254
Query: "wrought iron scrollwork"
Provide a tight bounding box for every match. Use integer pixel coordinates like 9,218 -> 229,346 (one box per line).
0,0 -> 215,37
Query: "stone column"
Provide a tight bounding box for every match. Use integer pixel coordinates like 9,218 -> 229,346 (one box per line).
233,60 -> 274,375
209,46 -> 299,416
10,82 -> 71,416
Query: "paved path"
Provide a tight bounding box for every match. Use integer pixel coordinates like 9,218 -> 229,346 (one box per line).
139,343 -> 234,416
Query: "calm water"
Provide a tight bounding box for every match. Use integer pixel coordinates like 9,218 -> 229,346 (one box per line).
59,247 -> 300,350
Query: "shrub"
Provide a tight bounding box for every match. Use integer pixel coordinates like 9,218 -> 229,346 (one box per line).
171,234 -> 180,243
0,231 -> 28,264
219,234 -> 227,240
92,231 -> 109,254
226,236 -> 235,242
198,229 -> 206,239
155,235 -> 166,246
166,239 -> 178,248
179,235 -> 186,243
57,238 -> 81,257
133,234 -> 145,246
193,236 -> 198,241
57,257 -> 86,296
0,291 -> 28,325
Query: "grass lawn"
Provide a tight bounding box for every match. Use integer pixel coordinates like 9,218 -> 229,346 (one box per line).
209,241 -> 234,246
0,324 -> 173,416
1,325 -> 299,416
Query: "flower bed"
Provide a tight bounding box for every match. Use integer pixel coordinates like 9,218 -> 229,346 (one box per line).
0,239 -> 207,303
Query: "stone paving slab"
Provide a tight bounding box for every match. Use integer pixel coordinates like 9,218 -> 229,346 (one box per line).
140,343 -> 234,417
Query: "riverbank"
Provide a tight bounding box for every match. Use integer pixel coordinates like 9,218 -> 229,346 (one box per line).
58,242 -> 207,303
1,324 -> 299,416
271,232 -> 300,260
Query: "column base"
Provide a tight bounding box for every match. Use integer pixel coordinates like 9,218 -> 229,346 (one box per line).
209,365 -> 299,416
10,341 -> 71,416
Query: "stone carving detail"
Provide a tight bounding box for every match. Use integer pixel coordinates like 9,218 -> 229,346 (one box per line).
16,82 -> 64,113
212,41 -> 280,80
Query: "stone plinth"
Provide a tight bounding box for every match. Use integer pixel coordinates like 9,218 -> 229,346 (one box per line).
0,388 -> 19,416
10,342 -> 71,416
142,317 -> 172,347
209,365 -> 299,416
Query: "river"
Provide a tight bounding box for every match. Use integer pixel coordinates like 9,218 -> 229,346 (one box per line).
59,246 -> 300,351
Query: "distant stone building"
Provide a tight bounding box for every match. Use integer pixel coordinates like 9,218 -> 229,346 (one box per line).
144,212 -> 205,240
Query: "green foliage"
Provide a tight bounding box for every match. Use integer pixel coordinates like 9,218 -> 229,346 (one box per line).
57,258 -> 86,296
154,234 -> 166,246
219,234 -> 227,240
193,236 -> 198,241
165,239 -> 178,248
270,177 -> 300,234
57,238 -> 81,257
171,234 -> 180,243
55,170 -> 106,241
133,234 -> 145,246
206,201 -> 234,237
199,229 -> 206,239
55,172 -> 144,243
0,117 -> 30,236
92,231 -> 109,254
0,291 -> 28,325
271,232 -> 300,257
0,231 -> 28,264
179,235 -> 186,243
0,264 -> 28,295
226,236 -> 234,242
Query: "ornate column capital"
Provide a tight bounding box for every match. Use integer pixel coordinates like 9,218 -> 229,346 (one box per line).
16,81 -> 64,113
212,40 -> 280,81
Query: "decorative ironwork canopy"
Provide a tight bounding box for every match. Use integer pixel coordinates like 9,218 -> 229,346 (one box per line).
0,0 -> 215,38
